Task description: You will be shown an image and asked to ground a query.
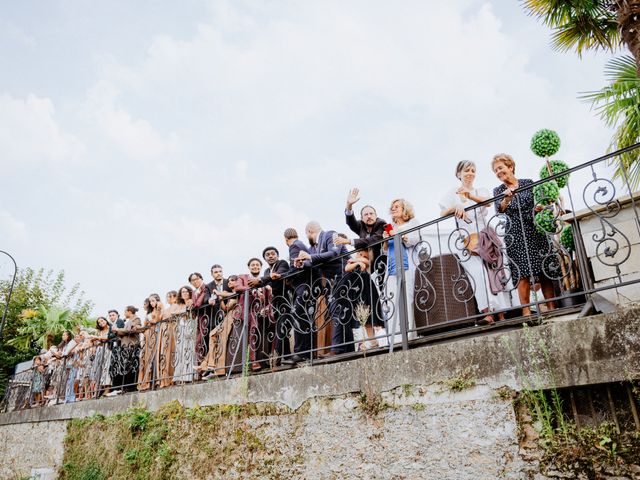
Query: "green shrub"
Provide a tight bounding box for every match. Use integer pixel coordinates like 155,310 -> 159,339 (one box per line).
128,408 -> 151,433
560,225 -> 574,251
533,180 -> 560,205
534,208 -> 557,234
531,129 -> 561,157
539,160 -> 570,188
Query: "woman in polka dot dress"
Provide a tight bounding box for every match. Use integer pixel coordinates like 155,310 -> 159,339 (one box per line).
492,153 -> 556,316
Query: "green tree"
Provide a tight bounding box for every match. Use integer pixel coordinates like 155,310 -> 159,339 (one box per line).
522,1 -> 640,185
522,1 -> 640,68
0,268 -> 93,397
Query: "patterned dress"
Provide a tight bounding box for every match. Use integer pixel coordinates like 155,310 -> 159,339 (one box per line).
493,178 -> 550,284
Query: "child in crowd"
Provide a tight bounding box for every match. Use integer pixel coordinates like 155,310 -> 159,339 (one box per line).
344,250 -> 385,350
345,249 -> 371,273
31,356 -> 45,406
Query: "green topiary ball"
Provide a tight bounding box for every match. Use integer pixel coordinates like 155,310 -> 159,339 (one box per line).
531,129 -> 561,157
560,225 -> 574,251
533,180 -> 560,205
539,160 -> 570,188
534,208 -> 557,234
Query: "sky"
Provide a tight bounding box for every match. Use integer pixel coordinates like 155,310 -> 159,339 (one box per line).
0,1 -> 618,316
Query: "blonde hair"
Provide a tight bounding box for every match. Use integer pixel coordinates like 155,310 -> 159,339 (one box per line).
491,153 -> 516,174
390,198 -> 415,222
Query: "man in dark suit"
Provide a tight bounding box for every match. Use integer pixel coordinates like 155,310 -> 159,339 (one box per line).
334,187 -> 387,272
248,246 -> 291,361
207,264 -> 229,296
188,272 -> 212,364
296,221 -> 351,356
207,264 -> 230,327
273,228 -> 315,363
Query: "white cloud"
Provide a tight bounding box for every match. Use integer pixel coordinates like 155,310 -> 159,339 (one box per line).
0,93 -> 84,169
0,210 -> 27,242
85,81 -> 179,160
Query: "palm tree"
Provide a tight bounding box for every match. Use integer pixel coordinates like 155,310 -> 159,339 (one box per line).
580,55 -> 640,188
522,1 -> 640,72
7,305 -> 88,351
523,1 -> 640,186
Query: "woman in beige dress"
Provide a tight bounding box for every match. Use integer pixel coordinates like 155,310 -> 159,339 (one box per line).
173,286 -> 196,383
157,291 -> 178,387
138,293 -> 163,391
198,275 -> 239,377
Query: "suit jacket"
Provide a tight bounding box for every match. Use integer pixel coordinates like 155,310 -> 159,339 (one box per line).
309,230 -> 347,279
192,284 -> 211,310
287,239 -> 313,288
207,278 -> 230,295
345,211 -> 387,266
346,211 -> 387,248
261,259 -> 290,298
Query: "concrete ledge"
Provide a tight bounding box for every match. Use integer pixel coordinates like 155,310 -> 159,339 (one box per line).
2,305 -> 639,426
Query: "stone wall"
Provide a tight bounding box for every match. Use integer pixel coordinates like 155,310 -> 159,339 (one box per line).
1,307 -> 639,479
6,386 -> 540,480
0,419 -> 68,479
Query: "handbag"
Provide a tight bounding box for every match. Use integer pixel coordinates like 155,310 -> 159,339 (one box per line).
463,232 -> 480,255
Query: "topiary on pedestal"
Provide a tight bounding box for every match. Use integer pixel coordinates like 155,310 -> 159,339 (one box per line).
531,129 -> 561,158
560,225 -> 574,251
533,180 -> 560,205
539,160 -> 570,188
534,208 -> 557,234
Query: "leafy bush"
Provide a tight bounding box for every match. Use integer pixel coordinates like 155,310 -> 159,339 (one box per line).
533,180 -> 560,205
560,225 -> 574,251
128,408 -> 151,433
534,208 -> 558,234
531,129 -> 561,157
539,160 -> 570,188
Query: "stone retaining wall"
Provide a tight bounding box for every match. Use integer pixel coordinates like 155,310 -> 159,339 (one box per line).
1,307 -> 639,479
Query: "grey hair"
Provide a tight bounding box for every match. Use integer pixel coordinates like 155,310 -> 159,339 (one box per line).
455,160 -> 475,179
305,221 -> 322,233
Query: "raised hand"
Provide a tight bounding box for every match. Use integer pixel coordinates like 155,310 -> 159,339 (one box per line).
346,187 -> 360,210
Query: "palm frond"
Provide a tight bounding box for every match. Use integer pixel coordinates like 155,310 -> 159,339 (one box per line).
580,54 -> 640,189
522,0 -> 619,54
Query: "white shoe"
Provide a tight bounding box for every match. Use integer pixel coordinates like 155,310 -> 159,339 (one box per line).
105,390 -> 122,397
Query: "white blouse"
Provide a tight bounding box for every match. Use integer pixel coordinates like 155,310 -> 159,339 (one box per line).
439,186 -> 490,234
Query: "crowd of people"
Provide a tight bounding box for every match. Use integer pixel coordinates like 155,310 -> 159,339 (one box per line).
23,153 -> 559,406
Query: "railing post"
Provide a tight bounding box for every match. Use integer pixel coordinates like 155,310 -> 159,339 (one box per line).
241,290 -> 250,372
393,233 -> 410,351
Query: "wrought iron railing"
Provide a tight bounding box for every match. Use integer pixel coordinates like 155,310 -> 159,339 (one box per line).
3,144 -> 640,412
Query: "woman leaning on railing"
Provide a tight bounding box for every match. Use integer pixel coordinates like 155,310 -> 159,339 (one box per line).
492,153 -> 556,316
439,160 -> 510,324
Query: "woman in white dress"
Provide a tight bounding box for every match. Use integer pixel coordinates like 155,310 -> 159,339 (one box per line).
439,160 -> 510,323
90,316 -> 113,396
173,286 -> 196,383
383,198 -> 421,344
